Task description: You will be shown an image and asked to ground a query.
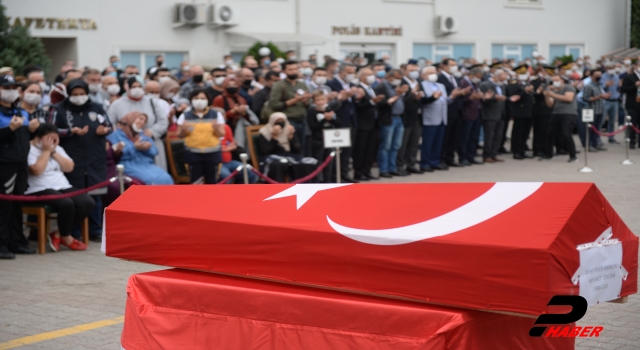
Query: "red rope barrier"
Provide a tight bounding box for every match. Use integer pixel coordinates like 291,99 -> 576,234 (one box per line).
0,179 -> 114,202
291,154 -> 335,184
632,124 -> 640,135
217,169 -> 240,184
250,168 -> 281,184
589,124 -> 627,137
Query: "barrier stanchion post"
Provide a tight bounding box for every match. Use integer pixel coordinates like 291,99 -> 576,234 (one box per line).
622,116 -> 634,165
239,153 -> 249,184
580,109 -> 594,173
335,147 -> 341,184
116,164 -> 125,194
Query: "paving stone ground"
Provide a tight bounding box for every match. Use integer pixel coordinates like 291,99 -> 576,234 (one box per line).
1,135 -> 639,349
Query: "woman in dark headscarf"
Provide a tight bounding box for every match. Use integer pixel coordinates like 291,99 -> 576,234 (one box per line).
212,77 -> 249,132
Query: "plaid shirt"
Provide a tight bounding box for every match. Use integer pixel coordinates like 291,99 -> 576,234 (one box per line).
582,81 -> 604,115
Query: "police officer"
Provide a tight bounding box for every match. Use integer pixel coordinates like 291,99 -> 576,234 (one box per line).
506,65 -> 535,159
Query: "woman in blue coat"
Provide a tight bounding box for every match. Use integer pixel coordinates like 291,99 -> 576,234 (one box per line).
107,111 -> 173,185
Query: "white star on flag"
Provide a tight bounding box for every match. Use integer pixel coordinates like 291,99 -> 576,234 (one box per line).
265,184 -> 352,209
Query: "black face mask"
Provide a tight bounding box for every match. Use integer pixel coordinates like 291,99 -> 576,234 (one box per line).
287,74 -> 299,81
157,61 -> 163,66
242,79 -> 252,87
226,87 -> 238,94
593,77 -> 601,82
192,74 -> 204,83
274,121 -> 286,128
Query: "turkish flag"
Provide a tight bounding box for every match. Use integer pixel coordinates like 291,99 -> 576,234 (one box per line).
104,183 -> 638,316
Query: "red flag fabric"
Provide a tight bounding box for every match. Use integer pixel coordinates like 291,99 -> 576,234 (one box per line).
121,269 -> 574,350
105,183 -> 638,316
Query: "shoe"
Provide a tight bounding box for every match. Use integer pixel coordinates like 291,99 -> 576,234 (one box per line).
390,170 -> 409,176
365,173 -> 379,180
341,176 -> 359,183
89,235 -> 102,243
0,246 -> 15,259
539,156 -> 553,161
354,174 -> 370,181
568,157 -> 579,163
523,153 -> 534,159
609,139 -> 621,144
575,149 -> 581,154
9,245 -> 36,254
379,172 -> 393,178
534,152 -> 544,157
555,151 -> 568,155
420,166 -> 434,173
595,145 -> 607,151
446,162 -> 463,167
432,164 -> 449,170
513,154 -> 525,160
61,238 -> 88,251
469,159 -> 484,165
48,232 -> 60,252
459,159 -> 471,166
492,157 -> 505,162
498,147 -> 509,154
484,158 -> 496,163
588,146 -> 598,153
406,166 -> 423,174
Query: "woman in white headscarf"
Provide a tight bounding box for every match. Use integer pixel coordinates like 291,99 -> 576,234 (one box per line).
256,112 -> 316,182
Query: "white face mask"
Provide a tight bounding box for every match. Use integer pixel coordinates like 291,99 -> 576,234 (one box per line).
518,74 -> 529,82
427,74 -> 438,83
552,81 -> 562,88
365,75 -> 376,85
390,79 -> 402,86
408,71 -> 419,80
147,93 -> 160,99
88,83 -> 100,93
192,98 -> 208,110
302,68 -> 313,77
345,73 -> 355,82
158,76 -> 171,84
225,60 -> 234,66
314,76 -> 327,86
69,95 -> 89,106
132,122 -> 143,133
23,92 -> 42,105
449,65 -> 459,74
183,65 -> 191,72
482,66 -> 490,73
129,87 -> 145,99
453,71 -> 462,78
624,60 -> 632,66
107,84 -> 120,95
163,92 -> 176,100
39,82 -> 48,92
0,89 -> 20,103
214,76 -> 226,86
471,77 -> 481,84
607,69 -> 615,75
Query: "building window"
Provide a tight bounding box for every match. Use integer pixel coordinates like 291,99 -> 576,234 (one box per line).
549,45 -> 583,60
412,44 -> 474,63
120,51 -> 188,75
491,44 -> 537,62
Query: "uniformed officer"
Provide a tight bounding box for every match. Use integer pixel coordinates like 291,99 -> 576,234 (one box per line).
506,65 -> 535,159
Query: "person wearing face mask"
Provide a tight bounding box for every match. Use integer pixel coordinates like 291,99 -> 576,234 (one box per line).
397,63 -> 424,174
582,70 -> 610,152
620,59 -> 640,149
307,91 -> 341,182
178,89 -> 226,184
213,77 -> 250,133
530,66 -> 555,157
300,61 -> 313,84
0,75 -> 40,258
101,75 -> 121,106
107,111 -> 173,185
437,58 -> 470,168
83,68 -> 106,109
238,68 -> 259,106
352,67 -> 388,180
324,58 -> 339,81
326,63 -> 359,182
541,75 -> 579,162
600,62 -> 621,144
107,76 -> 169,171
505,65 -> 535,160
252,71 -> 280,121
109,55 -> 124,77
24,68 -> 51,109
418,66 -> 450,172
371,62 -> 387,88
479,68 -> 508,163
46,78 -> 112,242
377,69 -> 410,178
204,68 -> 227,102
458,66 -> 485,166
20,81 -> 47,123
179,65 -> 206,99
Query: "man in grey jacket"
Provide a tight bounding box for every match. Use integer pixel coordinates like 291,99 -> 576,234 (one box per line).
479,69 -> 508,163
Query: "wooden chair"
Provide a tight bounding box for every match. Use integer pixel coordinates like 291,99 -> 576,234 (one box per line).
165,135 -> 191,184
23,205 -> 89,254
245,125 -> 264,170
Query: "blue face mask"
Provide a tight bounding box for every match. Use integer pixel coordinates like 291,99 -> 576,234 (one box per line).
108,71 -> 117,77
264,59 -> 271,66
376,70 -> 387,78
112,61 -> 121,69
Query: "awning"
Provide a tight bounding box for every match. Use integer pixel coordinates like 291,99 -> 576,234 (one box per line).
227,31 -> 328,46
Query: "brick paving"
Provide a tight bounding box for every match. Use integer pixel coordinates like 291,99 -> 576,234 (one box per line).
0,135 -> 638,349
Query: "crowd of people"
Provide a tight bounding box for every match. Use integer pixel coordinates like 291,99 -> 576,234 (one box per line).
1,49 -> 639,259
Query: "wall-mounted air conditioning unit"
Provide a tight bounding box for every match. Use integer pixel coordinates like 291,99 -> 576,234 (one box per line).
174,3 -> 206,28
209,4 -> 238,28
436,15 -> 457,36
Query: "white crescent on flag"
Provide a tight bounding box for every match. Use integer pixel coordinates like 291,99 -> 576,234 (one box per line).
326,182 -> 544,245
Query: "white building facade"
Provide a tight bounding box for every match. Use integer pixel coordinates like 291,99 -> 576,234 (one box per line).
4,0 -> 630,79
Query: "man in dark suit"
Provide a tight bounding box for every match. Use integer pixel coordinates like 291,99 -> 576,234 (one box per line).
479,68 -> 508,163
397,63 -> 424,173
326,63 -> 359,182
506,65 -> 535,159
620,61 -> 640,149
353,67 -> 387,181
437,58 -> 470,167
